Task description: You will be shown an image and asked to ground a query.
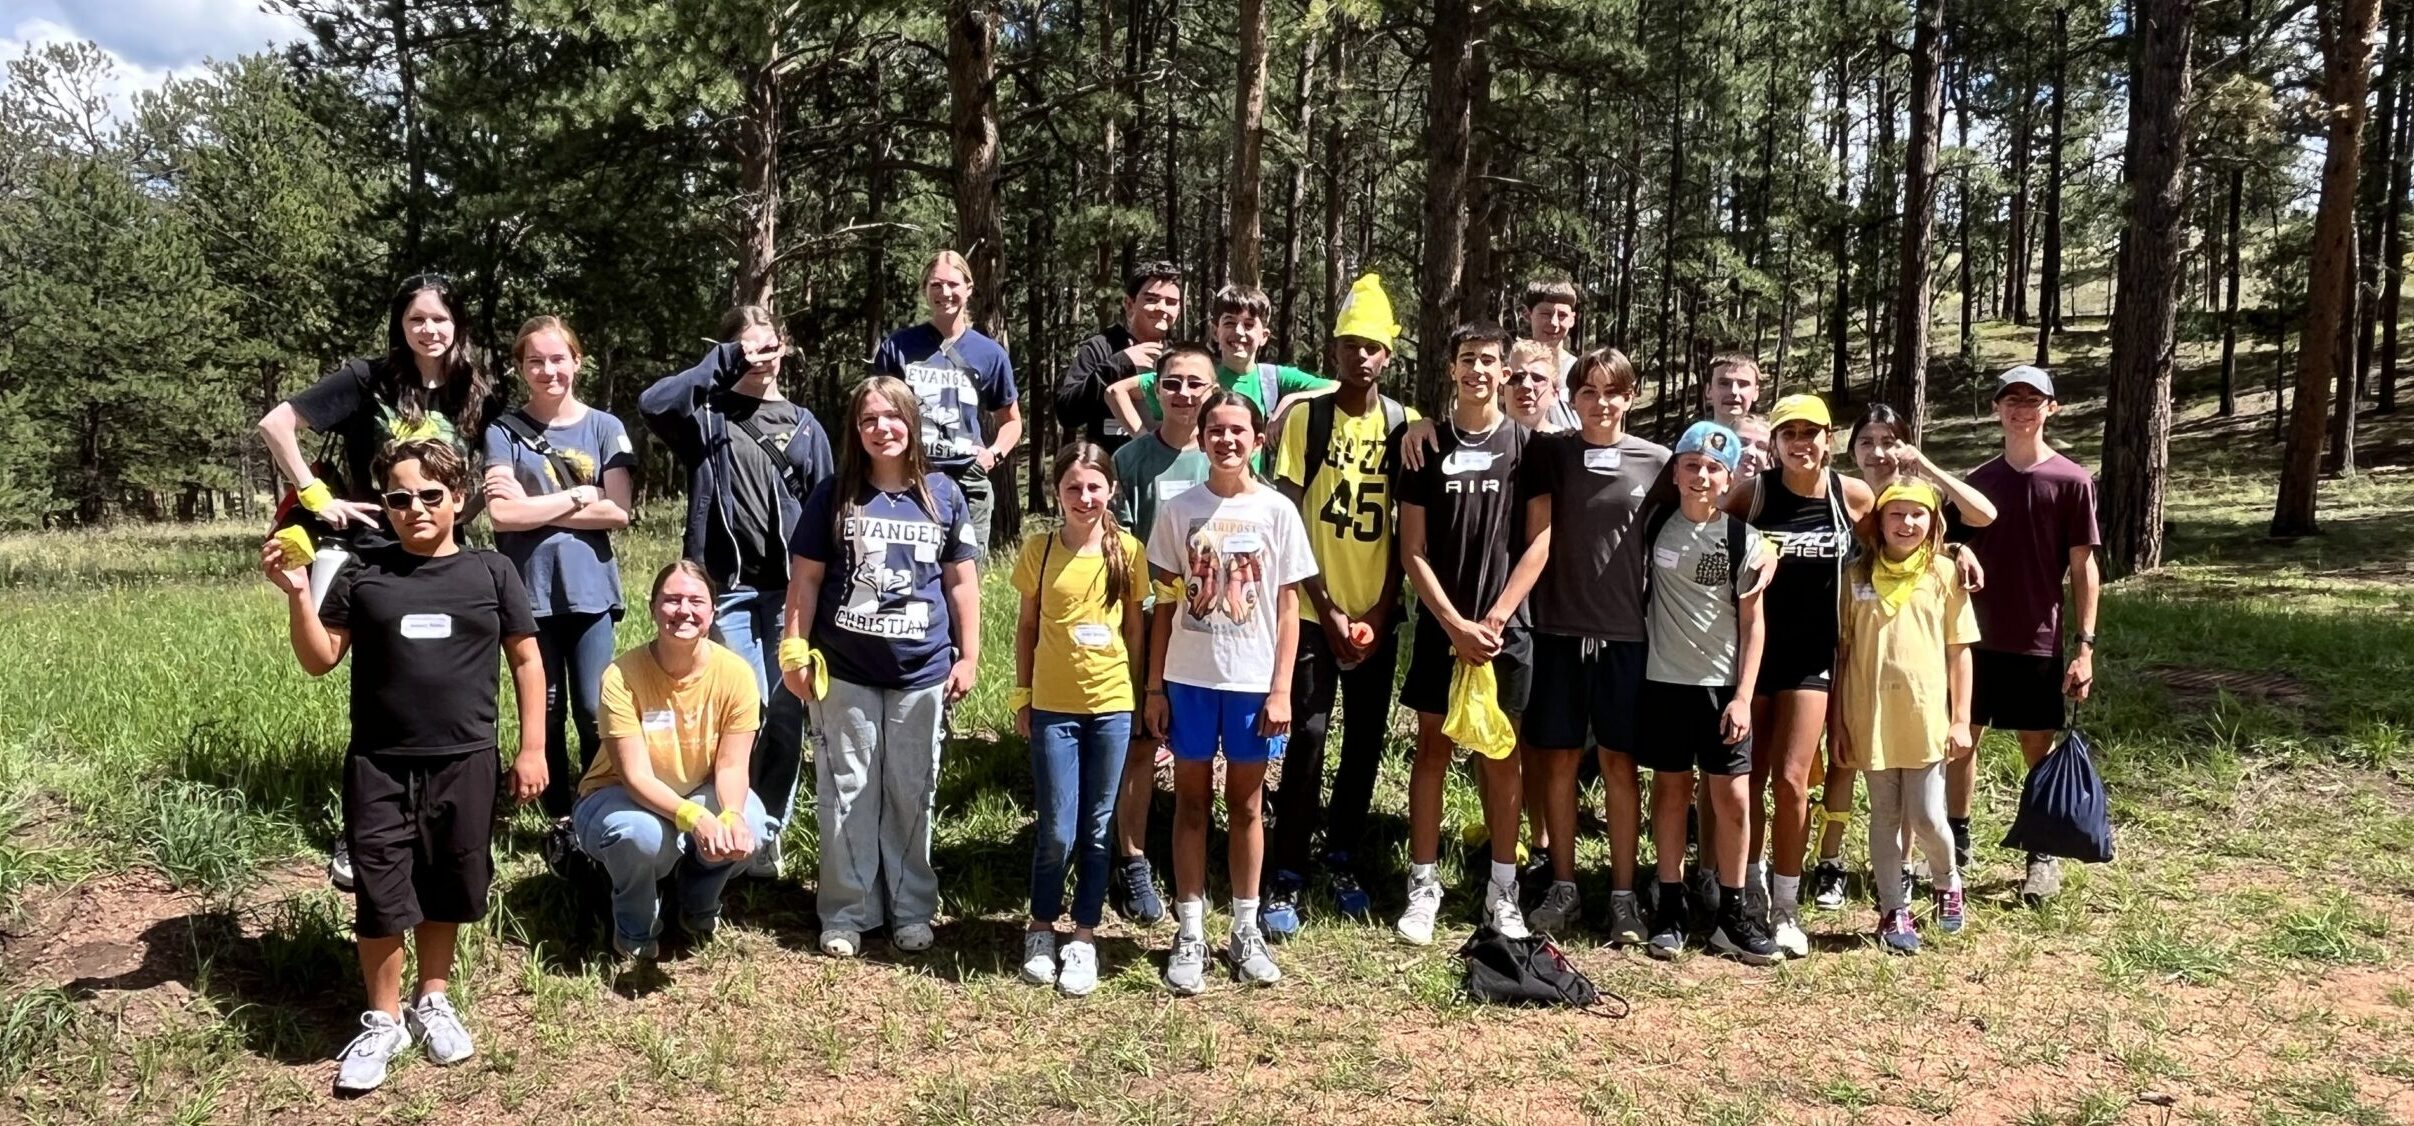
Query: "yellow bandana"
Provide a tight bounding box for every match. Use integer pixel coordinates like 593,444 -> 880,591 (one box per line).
1870,480 -> 1944,612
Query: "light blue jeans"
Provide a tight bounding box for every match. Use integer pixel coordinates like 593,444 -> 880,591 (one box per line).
573,784 -> 772,947
712,586 -> 806,827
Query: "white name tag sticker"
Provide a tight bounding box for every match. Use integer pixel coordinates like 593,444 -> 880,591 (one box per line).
1853,582 -> 1877,601
1222,532 -> 1264,554
1072,622 -> 1115,648
614,433 -> 634,455
1583,447 -> 1623,472
957,523 -> 976,546
1159,479 -> 1196,503
1442,449 -> 1496,475
641,709 -> 676,733
1653,546 -> 1681,569
398,613 -> 453,640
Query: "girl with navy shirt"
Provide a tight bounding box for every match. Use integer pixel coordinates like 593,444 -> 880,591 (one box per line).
780,376 -> 981,959
871,249 -> 1022,555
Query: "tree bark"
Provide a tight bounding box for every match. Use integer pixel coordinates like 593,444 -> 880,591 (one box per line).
2275,0 -> 2385,536
2387,46 -> 2411,414
1321,31 -> 1348,333
2006,77 -> 2037,325
733,61 -> 781,312
1829,22 -> 1853,405
2102,0 -> 2195,579
948,0 -> 1013,539
1956,52 -> 1975,365
1416,0 -> 1482,414
1276,33 -> 1316,358
1227,0 -> 1271,285
1888,0 -> 1945,437
391,0 -> 424,264
2219,165 -> 2244,416
2035,5 -> 2070,366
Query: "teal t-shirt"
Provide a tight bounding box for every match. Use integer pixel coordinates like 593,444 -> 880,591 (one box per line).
1137,361 -> 1334,425
1111,433 -> 1213,538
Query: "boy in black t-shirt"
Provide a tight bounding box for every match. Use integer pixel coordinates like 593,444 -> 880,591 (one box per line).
263,438 -> 545,1095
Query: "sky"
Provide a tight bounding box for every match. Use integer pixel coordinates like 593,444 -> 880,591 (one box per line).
1,0 -> 306,116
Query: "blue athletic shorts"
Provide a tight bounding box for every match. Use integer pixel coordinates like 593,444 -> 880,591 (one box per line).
1164,682 -> 1286,765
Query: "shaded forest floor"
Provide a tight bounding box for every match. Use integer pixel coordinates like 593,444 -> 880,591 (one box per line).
3,323 -> 2412,1124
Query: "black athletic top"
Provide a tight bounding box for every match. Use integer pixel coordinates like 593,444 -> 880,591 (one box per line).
1753,470 -> 1852,680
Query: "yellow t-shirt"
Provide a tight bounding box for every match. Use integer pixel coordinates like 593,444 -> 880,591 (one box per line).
1273,399 -> 1417,622
1835,556 -> 1981,772
582,641 -> 761,798
1012,529 -> 1146,714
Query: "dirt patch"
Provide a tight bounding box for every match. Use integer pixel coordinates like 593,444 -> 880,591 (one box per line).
2148,664 -> 2314,709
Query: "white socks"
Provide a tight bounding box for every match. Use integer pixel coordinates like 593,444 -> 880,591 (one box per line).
1176,897 -> 1206,941
1410,862 -> 1438,885
1490,860 -> 1517,888
1772,874 -> 1801,910
1232,897 -> 1259,932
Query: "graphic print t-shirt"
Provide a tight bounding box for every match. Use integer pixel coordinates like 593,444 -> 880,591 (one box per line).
288,359 -> 501,507
320,547 -> 537,757
789,475 -> 978,690
1273,398 -> 1416,623
1396,418 -> 1532,629
1645,511 -> 1767,686
1145,485 -> 1319,693
871,324 -> 1018,476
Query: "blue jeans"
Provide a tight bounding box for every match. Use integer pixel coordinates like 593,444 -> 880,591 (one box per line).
537,612 -> 618,818
712,586 -> 806,826
573,784 -> 772,946
1028,709 -> 1132,928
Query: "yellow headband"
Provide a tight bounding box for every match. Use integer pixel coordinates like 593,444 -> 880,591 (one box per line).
1875,479 -> 1943,514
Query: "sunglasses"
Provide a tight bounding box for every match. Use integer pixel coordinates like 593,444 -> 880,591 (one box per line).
380,487 -> 451,510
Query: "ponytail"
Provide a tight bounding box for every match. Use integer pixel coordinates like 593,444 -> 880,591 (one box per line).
1052,441 -> 1130,606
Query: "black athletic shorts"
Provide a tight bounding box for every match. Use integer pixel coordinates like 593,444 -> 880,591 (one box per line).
1971,649 -> 2066,733
1756,646 -> 1834,694
345,749 -> 499,939
1401,617 -> 1531,718
1635,680 -> 1753,776
1523,634 -> 1646,754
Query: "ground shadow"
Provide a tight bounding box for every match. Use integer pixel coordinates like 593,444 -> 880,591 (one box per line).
64,908 -> 356,1066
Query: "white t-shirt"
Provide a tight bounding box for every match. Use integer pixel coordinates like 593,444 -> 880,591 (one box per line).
1146,483 -> 1319,692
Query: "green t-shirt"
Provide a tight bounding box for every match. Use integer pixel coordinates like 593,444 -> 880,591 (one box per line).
1137,361 -> 1335,425
1111,432 -> 1213,539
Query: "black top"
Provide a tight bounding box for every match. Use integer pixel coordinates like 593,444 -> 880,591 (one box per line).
287,358 -> 503,503
1753,471 -> 1852,664
1059,324 -> 1142,450
320,547 -> 537,757
1397,417 -> 1532,630
711,392 -> 803,591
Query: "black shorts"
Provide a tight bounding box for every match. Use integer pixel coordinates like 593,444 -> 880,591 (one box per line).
1523,634 -> 1646,753
1972,649 -> 2066,733
1756,646 -> 1834,694
1635,680 -> 1753,776
1401,617 -> 1531,718
345,749 -> 499,939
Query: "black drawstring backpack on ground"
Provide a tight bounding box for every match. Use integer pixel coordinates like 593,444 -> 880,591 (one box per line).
1456,926 -> 1630,1017
2001,726 -> 2116,864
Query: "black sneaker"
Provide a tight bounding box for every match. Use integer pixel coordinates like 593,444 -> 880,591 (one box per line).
1711,908 -> 1782,966
1645,889 -> 1687,960
1810,859 -> 1848,909
1118,856 -> 1166,925
1519,847 -> 1555,904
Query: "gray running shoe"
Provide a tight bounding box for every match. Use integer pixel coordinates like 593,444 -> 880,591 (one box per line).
1529,881 -> 1581,934
2022,855 -> 2063,905
1608,894 -> 1647,946
328,839 -> 355,892
334,1010 -> 413,1093
404,992 -> 473,1065
1165,935 -> 1209,995
1229,926 -> 1282,985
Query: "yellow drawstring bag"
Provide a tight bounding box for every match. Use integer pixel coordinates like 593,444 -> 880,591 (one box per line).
1444,659 -> 1517,760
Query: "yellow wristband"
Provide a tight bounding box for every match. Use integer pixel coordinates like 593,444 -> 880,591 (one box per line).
295,479 -> 335,515
1008,686 -> 1032,712
777,637 -> 814,672
674,801 -> 707,832
718,808 -> 741,829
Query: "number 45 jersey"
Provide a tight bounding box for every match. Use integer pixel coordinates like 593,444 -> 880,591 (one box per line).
1273,399 -> 1420,624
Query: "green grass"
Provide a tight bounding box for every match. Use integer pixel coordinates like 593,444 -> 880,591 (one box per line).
0,319 -> 2409,1121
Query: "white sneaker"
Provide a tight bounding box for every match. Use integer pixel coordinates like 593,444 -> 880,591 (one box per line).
1229,926 -> 1282,985
1396,877 -> 1444,946
1772,904 -> 1811,959
819,929 -> 860,958
403,992 -> 473,1065
1529,881 -> 1581,934
333,1010 -> 413,1093
1057,940 -> 1100,997
1485,879 -> 1529,940
1019,930 -> 1058,985
893,922 -> 935,952
328,839 -> 356,892
1164,935 -> 1209,995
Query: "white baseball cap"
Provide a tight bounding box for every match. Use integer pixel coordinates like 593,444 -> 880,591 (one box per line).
1995,365 -> 2056,400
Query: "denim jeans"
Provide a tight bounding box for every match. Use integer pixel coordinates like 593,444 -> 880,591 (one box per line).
711,586 -> 806,826
572,783 -> 773,947
537,611 -> 618,818
1027,709 -> 1131,928
809,677 -> 947,934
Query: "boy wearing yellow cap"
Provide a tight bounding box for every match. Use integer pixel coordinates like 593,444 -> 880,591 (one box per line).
1834,479 -> 1979,952
1263,274 -> 1418,932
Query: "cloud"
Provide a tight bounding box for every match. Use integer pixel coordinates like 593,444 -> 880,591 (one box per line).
1,1 -> 303,121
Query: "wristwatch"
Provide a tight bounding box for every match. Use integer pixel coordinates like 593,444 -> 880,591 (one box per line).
2073,630 -> 2097,648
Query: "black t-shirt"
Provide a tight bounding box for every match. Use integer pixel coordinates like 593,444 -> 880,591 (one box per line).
320,546 -> 537,757
287,359 -> 501,503
1753,472 -> 1852,663
711,391 -> 802,591
1398,418 -> 1532,630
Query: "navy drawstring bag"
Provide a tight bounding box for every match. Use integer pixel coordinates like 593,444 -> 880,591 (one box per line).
2000,727 -> 2115,863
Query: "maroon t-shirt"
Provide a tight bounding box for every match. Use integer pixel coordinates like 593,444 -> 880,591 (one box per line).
1964,451 -> 2099,657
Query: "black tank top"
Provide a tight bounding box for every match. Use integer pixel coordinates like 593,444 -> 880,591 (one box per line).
1755,470 -> 1852,662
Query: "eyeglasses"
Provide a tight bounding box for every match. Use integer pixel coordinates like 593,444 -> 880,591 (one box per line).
380,487 -> 451,510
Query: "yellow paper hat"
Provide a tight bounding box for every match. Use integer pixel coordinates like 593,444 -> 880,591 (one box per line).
1333,273 -> 1401,350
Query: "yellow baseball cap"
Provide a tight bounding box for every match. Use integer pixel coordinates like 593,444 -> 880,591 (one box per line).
1767,393 -> 1833,430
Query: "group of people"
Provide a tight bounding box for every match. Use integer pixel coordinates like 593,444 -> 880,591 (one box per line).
252,256 -> 2100,1094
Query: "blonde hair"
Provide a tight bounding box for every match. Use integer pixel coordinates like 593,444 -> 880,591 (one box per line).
512,315 -> 584,368
924,249 -> 975,289
1508,339 -> 1558,371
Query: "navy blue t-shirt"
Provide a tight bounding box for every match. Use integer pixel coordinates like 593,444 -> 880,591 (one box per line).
870,324 -> 1017,475
789,474 -> 978,689
481,407 -> 637,618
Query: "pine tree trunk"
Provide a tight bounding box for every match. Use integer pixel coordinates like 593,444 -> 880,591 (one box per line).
2102,0 -> 2194,579
1956,54 -> 1975,364
2356,6 -> 2402,397
2220,165 -> 2244,416
1417,0 -> 1482,415
1829,28 -> 1853,405
948,0 -> 1014,540
2275,0 -> 2385,536
2006,78 -> 2037,325
1321,32 -> 1348,332
734,61 -> 781,312
2036,5 -> 2070,366
1276,34 -> 1316,358
1227,0 -> 1270,285
1889,0 -> 1945,437
2386,51 -> 2411,414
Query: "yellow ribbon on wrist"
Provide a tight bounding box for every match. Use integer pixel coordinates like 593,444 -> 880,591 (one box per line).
295,479 -> 335,515
718,808 -> 741,829
778,638 -> 830,700
1008,686 -> 1032,713
674,800 -> 708,832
